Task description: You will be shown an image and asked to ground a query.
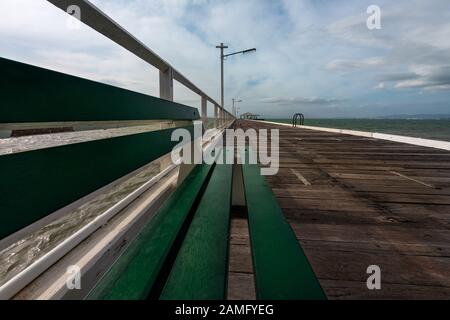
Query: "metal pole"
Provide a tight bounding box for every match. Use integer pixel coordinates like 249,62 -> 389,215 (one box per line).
221,47 -> 224,109
232,98 -> 235,116
216,43 -> 228,109
232,99 -> 242,117
216,43 -> 254,113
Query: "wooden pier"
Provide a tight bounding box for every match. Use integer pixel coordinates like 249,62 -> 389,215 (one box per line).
229,120 -> 450,299
2,1 -> 450,300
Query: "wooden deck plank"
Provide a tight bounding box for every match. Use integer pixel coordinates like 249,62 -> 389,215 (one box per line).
227,210 -> 256,300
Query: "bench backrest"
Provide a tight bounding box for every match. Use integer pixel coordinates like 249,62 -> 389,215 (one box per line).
0,58 -> 199,241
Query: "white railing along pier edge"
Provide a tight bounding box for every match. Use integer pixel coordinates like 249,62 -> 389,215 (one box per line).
47,0 -> 232,120
257,120 -> 450,151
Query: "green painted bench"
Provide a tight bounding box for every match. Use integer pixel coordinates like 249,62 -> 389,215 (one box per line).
1,58 -> 324,300
88,163 -> 220,299
242,155 -> 326,300
89,152 -> 325,300
0,58 -> 198,242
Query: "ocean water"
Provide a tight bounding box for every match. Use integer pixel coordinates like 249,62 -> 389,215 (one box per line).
268,119 -> 450,142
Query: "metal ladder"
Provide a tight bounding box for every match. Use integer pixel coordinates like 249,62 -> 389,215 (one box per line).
292,113 -> 304,127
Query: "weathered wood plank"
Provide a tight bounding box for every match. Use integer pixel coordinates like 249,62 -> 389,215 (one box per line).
227,210 -> 255,300
228,273 -> 256,300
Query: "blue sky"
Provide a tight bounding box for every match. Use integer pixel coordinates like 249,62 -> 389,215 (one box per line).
1,0 -> 449,118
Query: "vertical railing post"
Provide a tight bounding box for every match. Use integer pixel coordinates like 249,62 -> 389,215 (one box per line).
214,104 -> 219,128
159,67 -> 174,172
159,67 -> 173,101
201,96 -> 207,120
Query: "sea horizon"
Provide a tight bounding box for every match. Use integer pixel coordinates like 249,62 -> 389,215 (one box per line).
265,118 -> 450,142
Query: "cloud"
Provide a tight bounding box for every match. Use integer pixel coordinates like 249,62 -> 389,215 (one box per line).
260,97 -> 342,105
326,57 -> 385,71
0,0 -> 449,117
382,65 -> 450,91
380,73 -> 420,82
373,82 -> 385,89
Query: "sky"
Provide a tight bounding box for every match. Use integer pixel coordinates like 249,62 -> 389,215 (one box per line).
1,0 -> 449,118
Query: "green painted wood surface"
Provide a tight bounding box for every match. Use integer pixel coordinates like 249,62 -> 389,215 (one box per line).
160,162 -> 233,300
0,126 -> 193,241
0,57 -> 199,123
242,156 -> 326,300
88,163 -> 213,300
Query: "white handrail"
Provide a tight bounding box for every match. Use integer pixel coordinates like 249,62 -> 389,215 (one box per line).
47,0 -> 233,119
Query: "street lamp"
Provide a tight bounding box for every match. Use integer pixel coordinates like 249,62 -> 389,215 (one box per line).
232,98 -> 242,117
216,43 -> 256,111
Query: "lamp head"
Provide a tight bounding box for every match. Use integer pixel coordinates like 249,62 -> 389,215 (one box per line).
242,48 -> 256,54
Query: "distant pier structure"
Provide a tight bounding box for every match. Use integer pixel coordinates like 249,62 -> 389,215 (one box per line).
240,112 -> 262,120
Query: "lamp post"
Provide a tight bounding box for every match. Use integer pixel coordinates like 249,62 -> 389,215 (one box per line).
236,106 -> 241,118
232,98 -> 242,117
216,43 -> 256,111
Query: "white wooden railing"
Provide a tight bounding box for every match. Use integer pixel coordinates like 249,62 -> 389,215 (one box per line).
47,0 -> 233,121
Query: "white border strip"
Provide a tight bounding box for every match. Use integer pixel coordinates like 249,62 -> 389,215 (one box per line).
256,120 -> 450,151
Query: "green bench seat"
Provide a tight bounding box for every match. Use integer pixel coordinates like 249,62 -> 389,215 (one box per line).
161,163 -> 233,300
89,152 -> 324,300
242,154 -> 326,300
88,163 -> 216,299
